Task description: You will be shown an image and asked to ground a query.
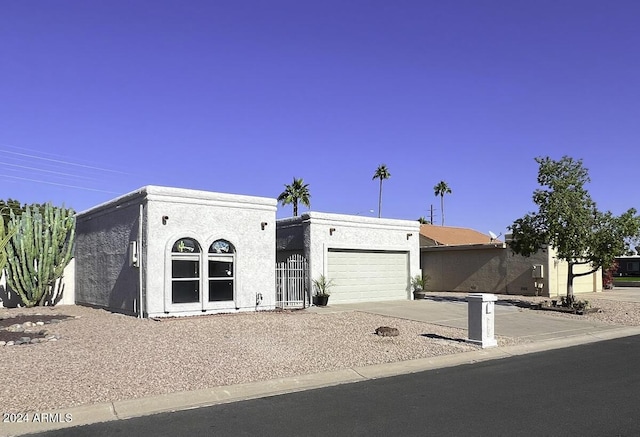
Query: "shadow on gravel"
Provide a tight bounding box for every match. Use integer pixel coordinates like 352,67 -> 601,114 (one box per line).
421,333 -> 467,343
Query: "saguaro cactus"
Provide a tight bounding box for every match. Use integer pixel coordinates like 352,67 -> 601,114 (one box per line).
4,203 -> 75,307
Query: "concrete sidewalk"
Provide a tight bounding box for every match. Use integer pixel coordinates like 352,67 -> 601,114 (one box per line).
4,290 -> 640,437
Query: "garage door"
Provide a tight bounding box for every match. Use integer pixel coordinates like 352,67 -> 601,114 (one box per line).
326,249 -> 410,304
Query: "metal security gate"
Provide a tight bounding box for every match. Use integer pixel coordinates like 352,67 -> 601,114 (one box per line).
275,254 -> 309,309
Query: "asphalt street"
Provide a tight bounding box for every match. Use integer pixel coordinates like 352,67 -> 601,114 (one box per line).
25,334 -> 640,437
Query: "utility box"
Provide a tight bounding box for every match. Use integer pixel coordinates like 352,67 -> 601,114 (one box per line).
467,293 -> 498,348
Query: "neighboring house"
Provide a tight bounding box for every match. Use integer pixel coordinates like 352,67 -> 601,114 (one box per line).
74,186 -> 277,318
419,225 -> 602,297
614,256 -> 640,276
277,212 -> 420,304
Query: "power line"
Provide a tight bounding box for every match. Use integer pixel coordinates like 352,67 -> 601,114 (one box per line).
0,148 -> 128,175
1,175 -> 121,194
0,161 -> 99,181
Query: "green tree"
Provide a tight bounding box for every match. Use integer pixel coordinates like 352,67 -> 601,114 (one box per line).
372,164 -> 391,218
277,177 -> 311,217
509,156 -> 640,299
417,216 -> 430,224
433,181 -> 452,226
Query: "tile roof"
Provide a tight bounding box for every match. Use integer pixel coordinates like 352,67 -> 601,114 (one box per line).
419,225 -> 500,246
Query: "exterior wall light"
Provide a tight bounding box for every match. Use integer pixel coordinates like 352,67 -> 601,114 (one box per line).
329,228 -> 336,236
261,222 -> 268,230
407,233 -> 413,240
162,216 -> 169,225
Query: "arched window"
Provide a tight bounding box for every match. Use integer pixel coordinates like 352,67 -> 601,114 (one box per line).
208,240 -> 235,302
171,238 -> 201,304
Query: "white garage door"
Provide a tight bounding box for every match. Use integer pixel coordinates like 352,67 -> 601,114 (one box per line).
326,249 -> 410,304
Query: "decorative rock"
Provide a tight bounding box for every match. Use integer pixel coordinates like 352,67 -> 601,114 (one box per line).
36,321 -> 45,326
20,337 -> 31,343
375,326 -> 400,337
7,341 -> 15,346
0,341 -> 5,346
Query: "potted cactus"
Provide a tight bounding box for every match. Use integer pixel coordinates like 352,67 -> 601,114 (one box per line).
312,274 -> 333,306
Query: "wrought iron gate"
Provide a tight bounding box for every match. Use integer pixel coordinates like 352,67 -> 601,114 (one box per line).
275,254 -> 308,309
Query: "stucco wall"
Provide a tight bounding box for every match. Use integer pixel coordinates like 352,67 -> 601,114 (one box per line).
277,212 -> 420,301
275,217 -> 305,262
421,245 -> 602,296
420,246 -> 508,293
75,196 -> 142,315
142,187 -> 277,317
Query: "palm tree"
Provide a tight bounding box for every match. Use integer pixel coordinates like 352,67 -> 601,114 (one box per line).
372,164 -> 391,218
417,216 -> 429,224
277,177 -> 311,216
433,180 -> 452,226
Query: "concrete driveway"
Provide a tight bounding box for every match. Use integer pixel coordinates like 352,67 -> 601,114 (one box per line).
312,292 -> 635,341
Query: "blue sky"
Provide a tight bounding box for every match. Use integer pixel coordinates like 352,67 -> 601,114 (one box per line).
1,1 -> 638,236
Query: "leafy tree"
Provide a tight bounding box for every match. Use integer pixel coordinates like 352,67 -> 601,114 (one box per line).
0,199 -> 49,232
277,177 -> 311,217
1,199 -> 26,231
433,181 -> 452,226
372,164 -> 391,218
509,156 -> 640,299
417,216 -> 430,224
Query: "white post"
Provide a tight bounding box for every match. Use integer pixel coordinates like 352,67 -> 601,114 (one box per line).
467,293 -> 498,348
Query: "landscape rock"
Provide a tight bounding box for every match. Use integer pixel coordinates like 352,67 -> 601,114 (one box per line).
375,326 -> 400,337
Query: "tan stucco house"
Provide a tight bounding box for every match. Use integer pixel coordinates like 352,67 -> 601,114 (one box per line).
419,225 -> 602,297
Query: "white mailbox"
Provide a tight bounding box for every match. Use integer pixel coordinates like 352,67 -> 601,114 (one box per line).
467,293 -> 498,348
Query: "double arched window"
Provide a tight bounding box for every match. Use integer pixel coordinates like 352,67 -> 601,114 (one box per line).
170,238 -> 235,306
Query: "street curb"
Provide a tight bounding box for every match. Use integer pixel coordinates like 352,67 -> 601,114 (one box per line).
4,325 -> 640,437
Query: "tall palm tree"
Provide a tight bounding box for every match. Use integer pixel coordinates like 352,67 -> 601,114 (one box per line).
372,164 -> 391,218
278,177 -> 311,216
433,180 -> 452,226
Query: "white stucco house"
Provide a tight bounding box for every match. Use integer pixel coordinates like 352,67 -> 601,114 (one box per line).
74,186 -> 277,318
276,212 -> 421,304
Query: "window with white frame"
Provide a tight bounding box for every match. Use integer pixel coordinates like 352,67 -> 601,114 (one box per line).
171,238 -> 201,304
208,239 -> 235,302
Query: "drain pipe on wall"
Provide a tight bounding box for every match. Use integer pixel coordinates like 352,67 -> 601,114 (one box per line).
138,204 -> 144,318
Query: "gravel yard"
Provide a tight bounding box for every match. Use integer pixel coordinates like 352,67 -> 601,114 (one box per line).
1,292 -> 639,414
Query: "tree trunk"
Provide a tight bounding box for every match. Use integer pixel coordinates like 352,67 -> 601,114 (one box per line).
293,200 -> 298,217
566,262 -> 575,299
378,179 -> 383,218
440,195 -> 445,226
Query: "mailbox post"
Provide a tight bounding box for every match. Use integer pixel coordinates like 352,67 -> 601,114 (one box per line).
467,293 -> 498,348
